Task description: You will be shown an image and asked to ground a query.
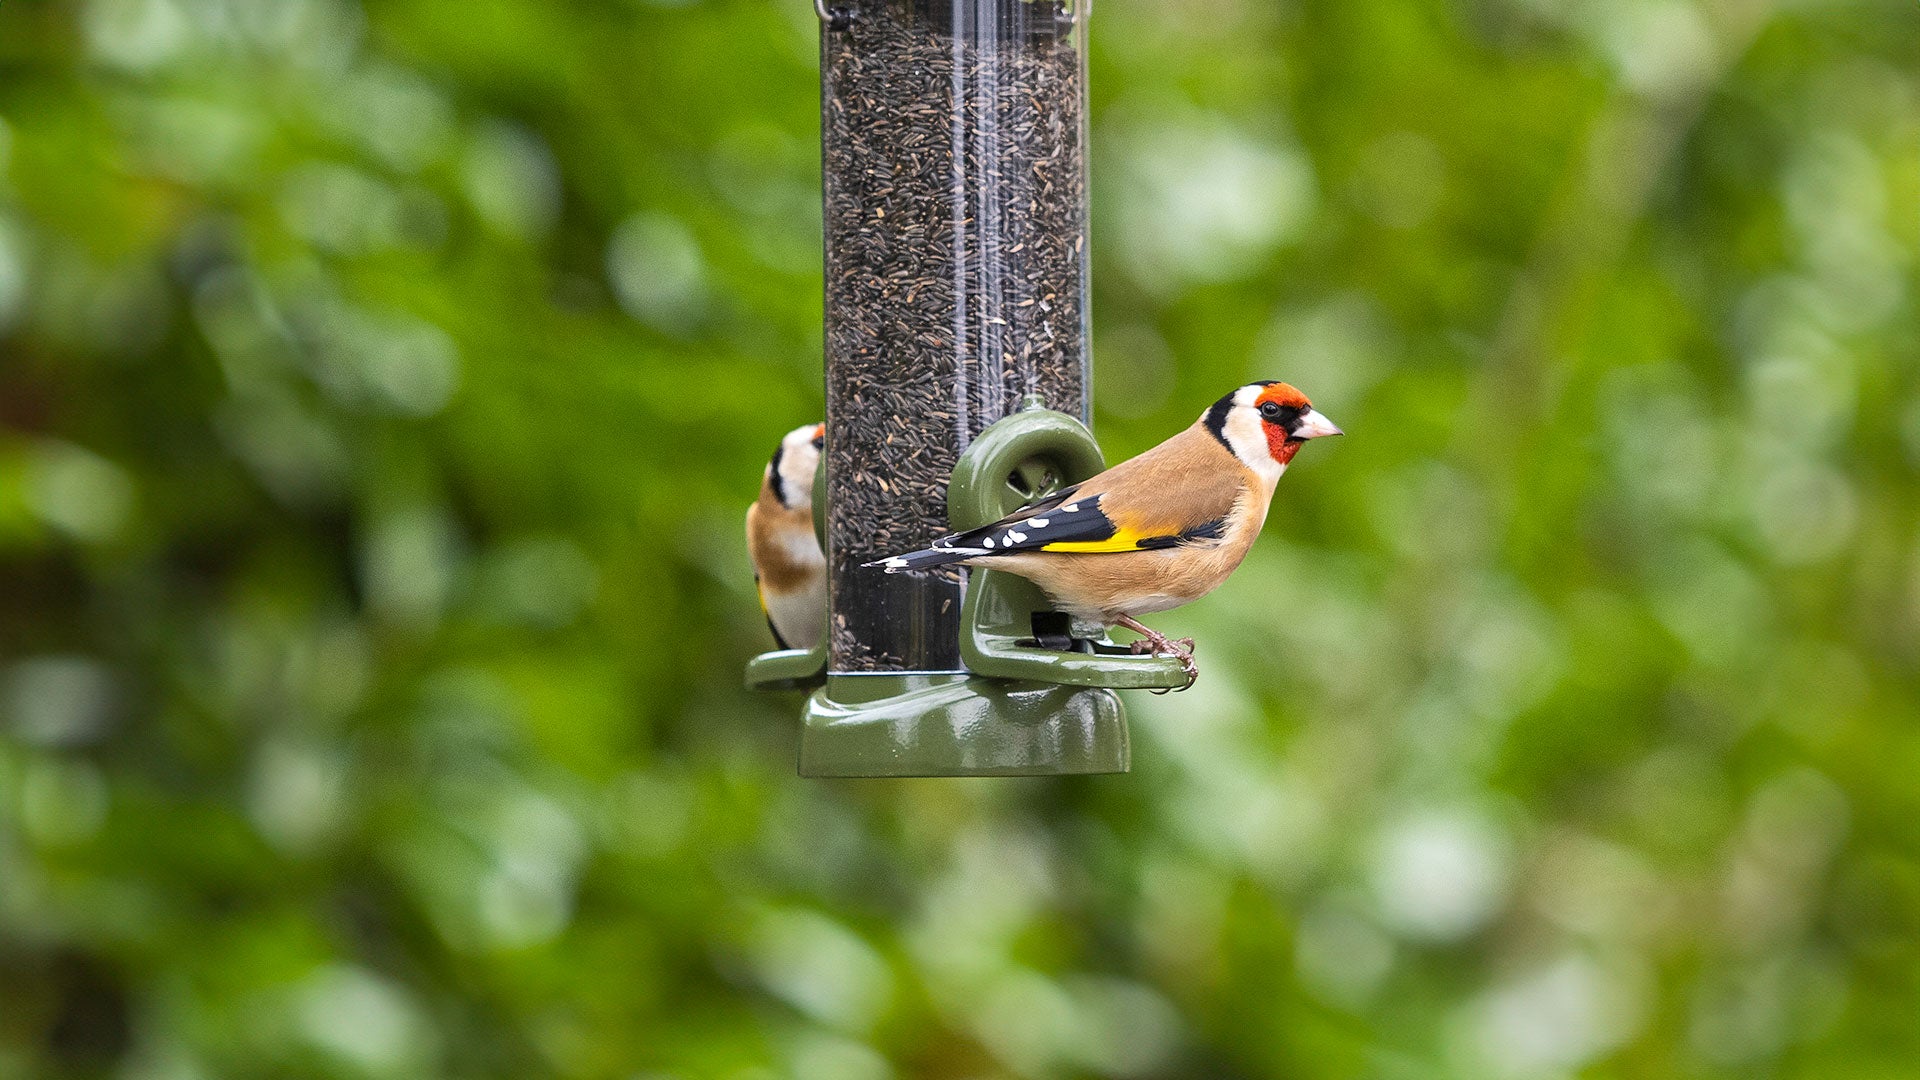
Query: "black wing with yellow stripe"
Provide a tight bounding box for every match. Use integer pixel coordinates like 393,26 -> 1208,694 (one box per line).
869,489 -> 1226,574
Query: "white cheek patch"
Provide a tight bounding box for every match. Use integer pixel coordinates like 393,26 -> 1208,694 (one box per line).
777,441 -> 819,509
1222,404 -> 1282,484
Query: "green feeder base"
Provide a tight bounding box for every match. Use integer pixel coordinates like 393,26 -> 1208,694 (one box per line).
799,674 -> 1128,777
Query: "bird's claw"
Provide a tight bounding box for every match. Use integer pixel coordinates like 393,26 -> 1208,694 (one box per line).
1130,633 -> 1199,693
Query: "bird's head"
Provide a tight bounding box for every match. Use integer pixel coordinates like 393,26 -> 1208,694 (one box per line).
1204,381 -> 1342,474
766,423 -> 825,510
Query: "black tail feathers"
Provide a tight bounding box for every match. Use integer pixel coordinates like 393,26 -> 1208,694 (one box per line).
862,544 -> 988,574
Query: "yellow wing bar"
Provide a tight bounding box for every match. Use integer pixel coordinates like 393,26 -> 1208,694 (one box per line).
1036,529 -> 1154,554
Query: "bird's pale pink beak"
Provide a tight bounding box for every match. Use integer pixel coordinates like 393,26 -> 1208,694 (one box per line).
1293,409 -> 1343,439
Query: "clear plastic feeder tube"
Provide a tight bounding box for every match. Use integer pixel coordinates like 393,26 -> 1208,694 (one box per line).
822,0 -> 1091,674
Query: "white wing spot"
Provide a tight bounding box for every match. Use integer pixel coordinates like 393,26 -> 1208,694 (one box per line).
1007,530 -> 1027,544
982,537 -> 995,549
1027,517 -> 1049,528
1061,503 -> 1080,512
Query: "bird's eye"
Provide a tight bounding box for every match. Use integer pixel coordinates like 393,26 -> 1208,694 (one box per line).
1259,402 -> 1282,420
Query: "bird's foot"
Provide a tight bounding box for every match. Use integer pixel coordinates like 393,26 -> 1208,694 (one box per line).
1117,617 -> 1200,693
1125,633 -> 1187,659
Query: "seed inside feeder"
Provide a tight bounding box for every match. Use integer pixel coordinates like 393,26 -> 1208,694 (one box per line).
823,0 -> 1089,673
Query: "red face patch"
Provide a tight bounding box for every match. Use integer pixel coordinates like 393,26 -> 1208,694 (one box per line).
1266,427 -> 1301,465
1256,383 -> 1313,463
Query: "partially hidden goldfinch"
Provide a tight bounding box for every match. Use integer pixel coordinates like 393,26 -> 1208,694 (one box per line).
747,423 -> 826,651
868,382 -> 1341,687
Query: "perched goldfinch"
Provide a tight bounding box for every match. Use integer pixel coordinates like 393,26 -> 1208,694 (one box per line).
747,423 -> 826,651
869,382 -> 1341,687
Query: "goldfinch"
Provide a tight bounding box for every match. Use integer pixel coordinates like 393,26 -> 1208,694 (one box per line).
747,423 -> 826,651
868,382 -> 1341,687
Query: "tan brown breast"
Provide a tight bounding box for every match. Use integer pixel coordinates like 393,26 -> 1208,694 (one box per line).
745,485 -> 823,593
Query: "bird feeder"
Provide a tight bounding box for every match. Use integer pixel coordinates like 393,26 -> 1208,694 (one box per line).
746,0 -> 1188,777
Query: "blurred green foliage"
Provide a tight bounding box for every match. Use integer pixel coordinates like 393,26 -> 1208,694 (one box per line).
3,0 -> 1919,1077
